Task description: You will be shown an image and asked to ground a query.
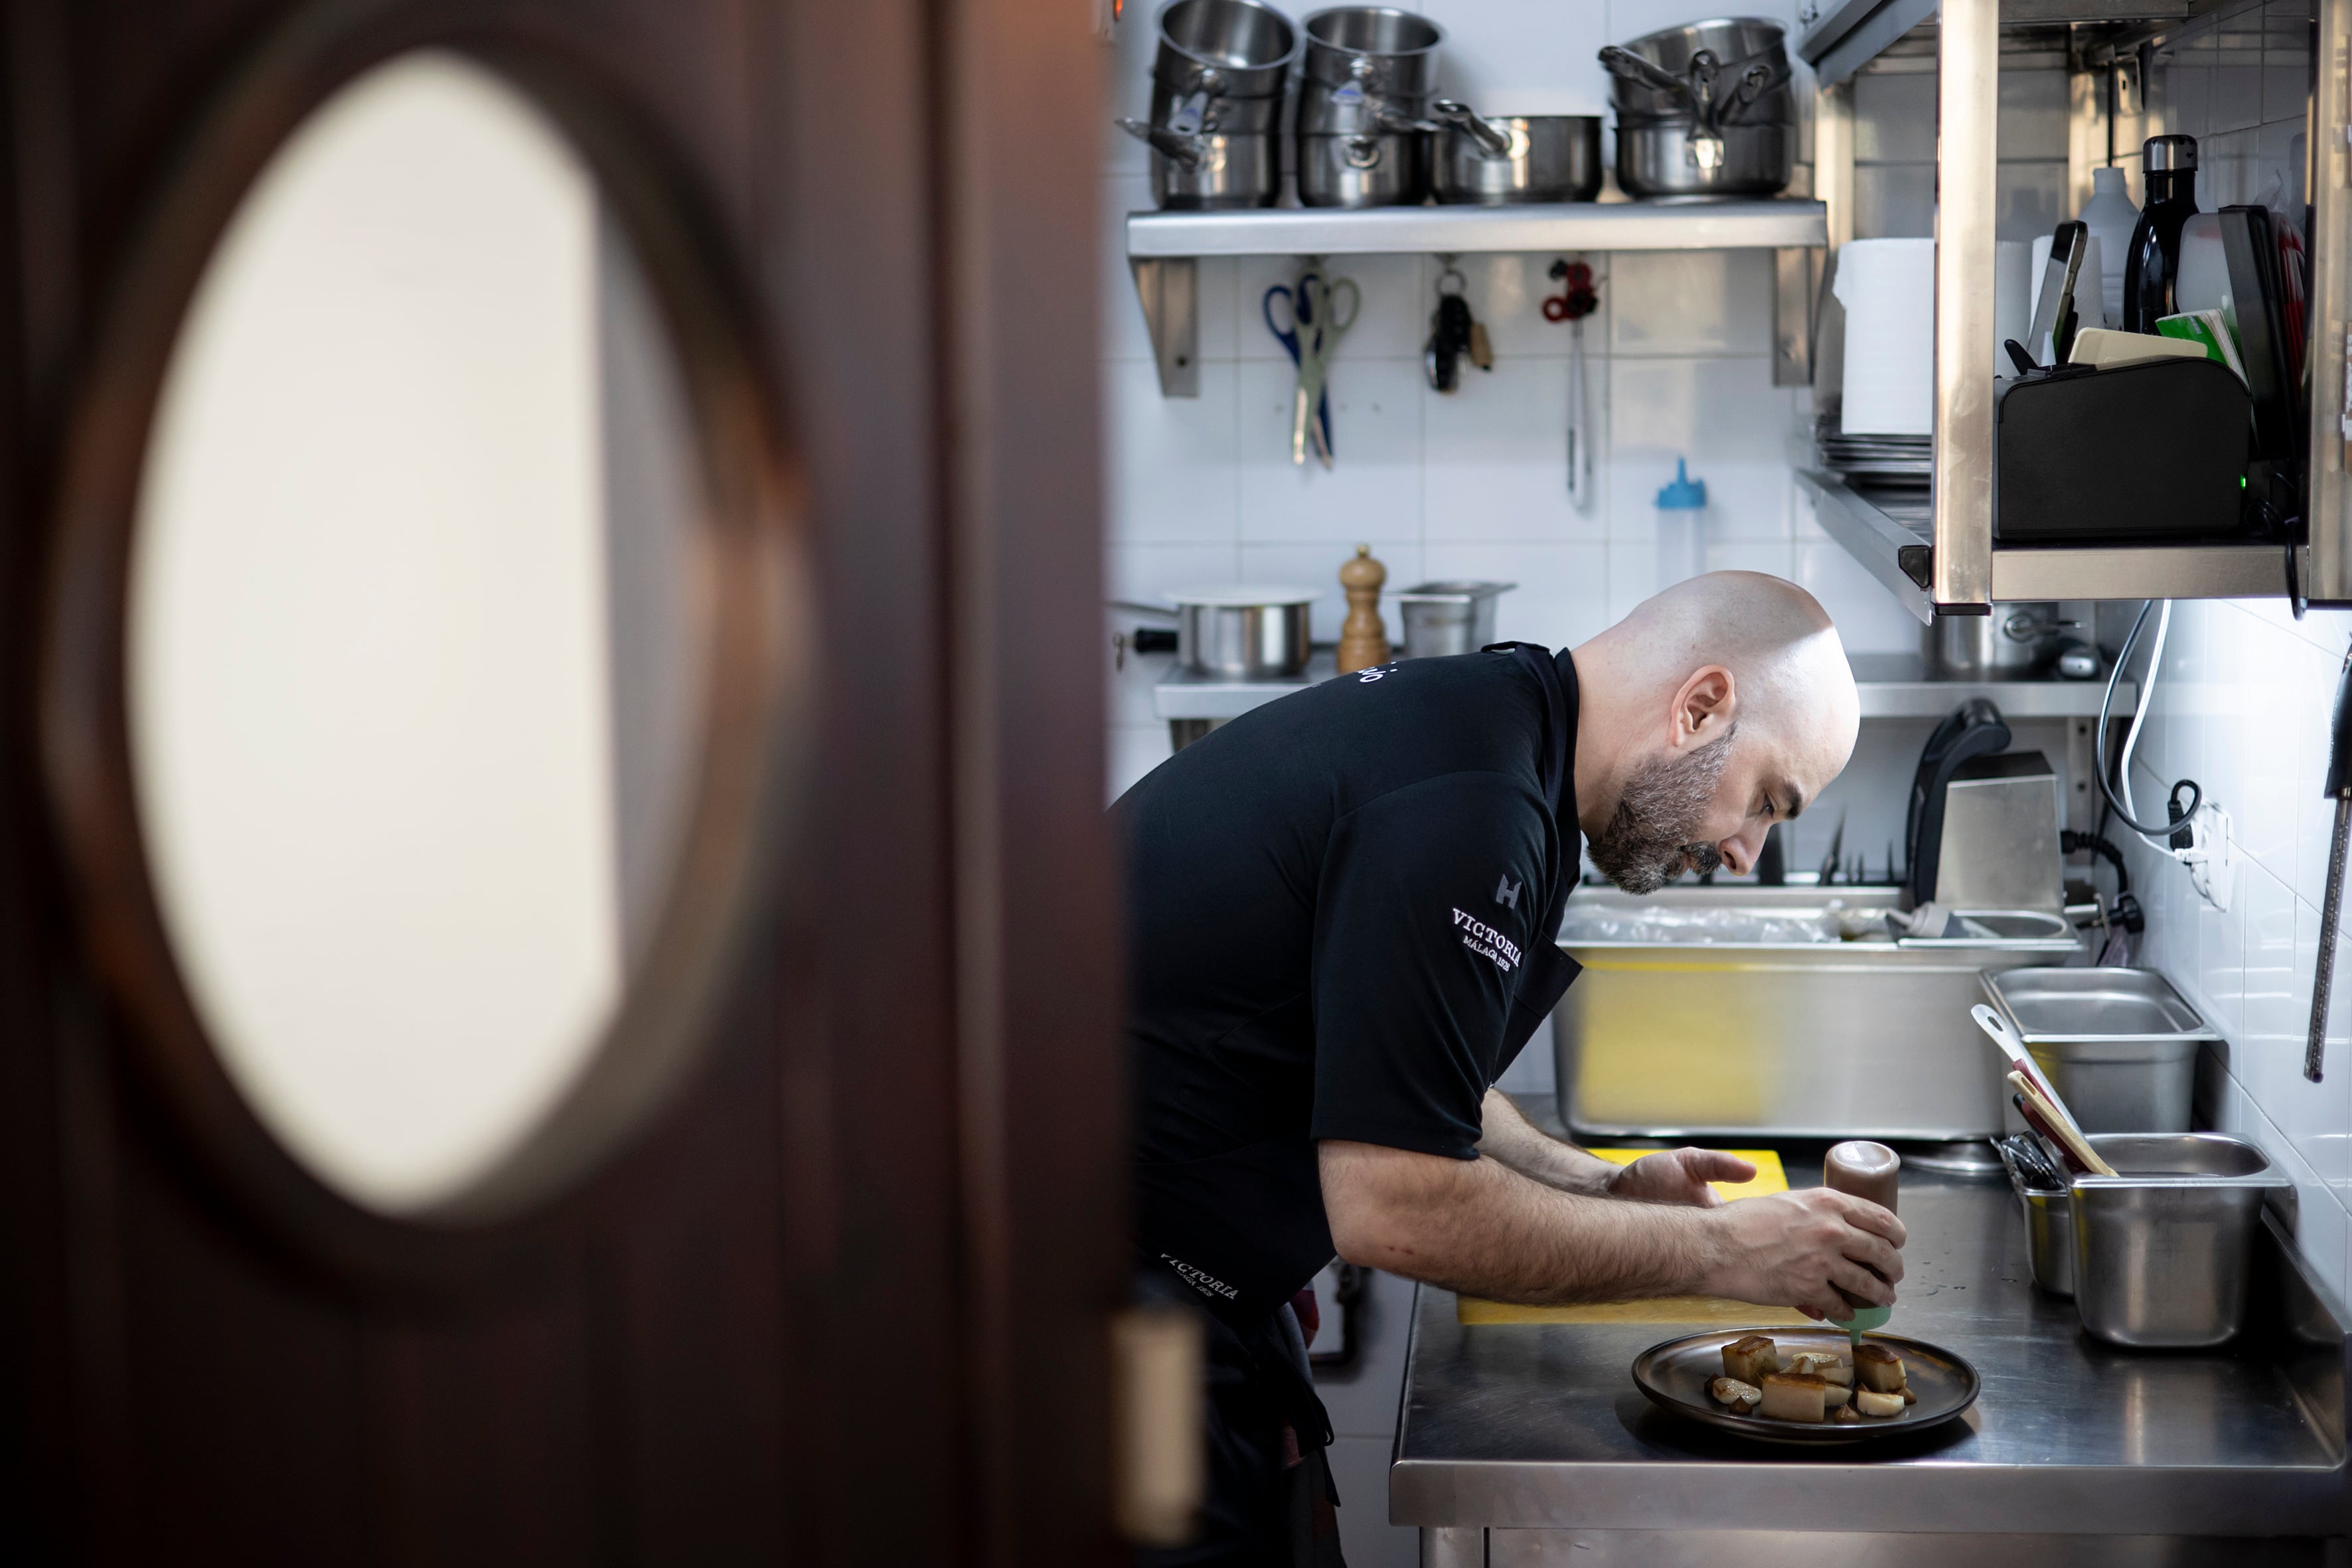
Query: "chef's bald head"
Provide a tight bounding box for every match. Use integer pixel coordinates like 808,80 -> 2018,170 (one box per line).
1571,572 -> 1859,890
1602,572 -> 1859,765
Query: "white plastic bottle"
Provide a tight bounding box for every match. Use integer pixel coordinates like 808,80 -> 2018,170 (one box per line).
2078,165 -> 2140,330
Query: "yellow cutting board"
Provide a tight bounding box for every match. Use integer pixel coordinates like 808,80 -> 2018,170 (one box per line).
1455,1148 -> 1813,1326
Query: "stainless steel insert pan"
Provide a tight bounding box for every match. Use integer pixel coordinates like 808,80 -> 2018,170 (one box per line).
1553,886 -> 2080,1140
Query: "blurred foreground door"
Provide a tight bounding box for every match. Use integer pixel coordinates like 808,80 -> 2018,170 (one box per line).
0,1 -> 1117,1564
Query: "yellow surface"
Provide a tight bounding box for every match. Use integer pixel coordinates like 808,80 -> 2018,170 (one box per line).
1456,1148 -> 1812,1326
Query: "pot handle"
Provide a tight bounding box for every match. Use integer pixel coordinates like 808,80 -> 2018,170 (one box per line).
1718,60 -> 1792,123
1117,118 -> 1206,171
1343,135 -> 1384,169
1597,46 -> 1693,104
1431,98 -> 1514,159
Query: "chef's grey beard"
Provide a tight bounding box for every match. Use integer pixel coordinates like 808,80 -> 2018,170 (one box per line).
1587,726 -> 1739,895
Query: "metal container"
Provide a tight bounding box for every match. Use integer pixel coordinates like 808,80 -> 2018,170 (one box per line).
1133,128 -> 1284,209
1118,0 -> 1298,210
1604,16 -> 1793,123
1296,131 -> 1429,206
1429,105 -> 1603,204
1168,586 -> 1315,679
1150,0 -> 1300,99
1395,581 -> 1514,657
1983,967 -> 2215,1134
1923,601 -> 2076,679
1298,7 -> 1442,107
1613,114 -> 1792,198
1551,886 -> 2082,1139
2071,1133 -> 2291,1348
1996,1140 -> 2075,1296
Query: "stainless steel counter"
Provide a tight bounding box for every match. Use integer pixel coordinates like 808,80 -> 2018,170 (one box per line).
1392,1144 -> 2352,1559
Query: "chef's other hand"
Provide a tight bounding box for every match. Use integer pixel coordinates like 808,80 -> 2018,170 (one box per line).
1605,1147 -> 1757,1209
1699,1188 -> 1906,1323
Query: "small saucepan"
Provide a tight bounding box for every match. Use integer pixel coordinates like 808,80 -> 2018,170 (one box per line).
1167,586 -> 1318,680
1430,100 -> 1603,204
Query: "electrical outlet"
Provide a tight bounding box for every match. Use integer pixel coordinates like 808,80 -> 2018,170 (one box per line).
2184,804 -> 2236,911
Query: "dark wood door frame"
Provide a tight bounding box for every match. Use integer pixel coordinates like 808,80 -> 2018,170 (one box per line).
0,0 -> 1119,1562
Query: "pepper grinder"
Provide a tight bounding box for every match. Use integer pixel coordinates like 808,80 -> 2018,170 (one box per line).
1336,544 -> 1389,674
1823,1140 -> 1901,1348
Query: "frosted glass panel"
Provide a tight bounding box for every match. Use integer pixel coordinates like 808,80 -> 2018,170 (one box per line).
128,50 -> 706,1217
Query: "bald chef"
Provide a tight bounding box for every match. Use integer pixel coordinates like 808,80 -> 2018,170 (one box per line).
1117,572 -> 1909,1567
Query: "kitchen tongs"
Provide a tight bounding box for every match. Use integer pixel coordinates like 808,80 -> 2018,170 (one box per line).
1972,1004 -> 2117,1176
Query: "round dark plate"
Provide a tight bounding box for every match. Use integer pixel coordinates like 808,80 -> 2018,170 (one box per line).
1631,1328 -> 1980,1446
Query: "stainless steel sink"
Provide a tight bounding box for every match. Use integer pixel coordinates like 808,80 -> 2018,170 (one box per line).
1551,886 -> 2082,1140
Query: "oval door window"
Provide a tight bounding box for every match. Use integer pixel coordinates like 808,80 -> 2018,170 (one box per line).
126,52 -> 725,1219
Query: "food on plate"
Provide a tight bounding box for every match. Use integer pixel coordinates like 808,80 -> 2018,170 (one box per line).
1832,1404 -> 1862,1423
1854,1387 -> 1907,1418
1708,1377 -> 1761,1415
1904,1387 -> 1918,1404
1821,1381 -> 1851,1411
1757,1372 -> 1828,1423
1787,1350 -> 1853,1385
1722,1334 -> 1780,1385
1853,1343 -> 1906,1393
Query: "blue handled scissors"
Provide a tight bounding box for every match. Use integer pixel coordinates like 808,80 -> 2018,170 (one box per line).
1263,272 -> 1359,467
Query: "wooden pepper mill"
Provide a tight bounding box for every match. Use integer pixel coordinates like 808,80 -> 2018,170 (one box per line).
1336,544 -> 1389,674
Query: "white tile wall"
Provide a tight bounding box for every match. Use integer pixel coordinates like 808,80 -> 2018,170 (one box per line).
2122,601 -> 2352,1310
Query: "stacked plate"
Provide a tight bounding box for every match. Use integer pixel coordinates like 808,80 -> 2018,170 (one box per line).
1815,414 -> 1930,487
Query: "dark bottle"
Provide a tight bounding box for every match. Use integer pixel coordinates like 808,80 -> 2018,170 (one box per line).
2122,135 -> 2198,333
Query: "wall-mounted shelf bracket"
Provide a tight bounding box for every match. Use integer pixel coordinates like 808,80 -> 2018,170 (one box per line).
1132,257 -> 1198,398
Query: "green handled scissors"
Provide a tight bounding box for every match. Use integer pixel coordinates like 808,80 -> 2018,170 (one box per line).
1290,271 -> 1359,469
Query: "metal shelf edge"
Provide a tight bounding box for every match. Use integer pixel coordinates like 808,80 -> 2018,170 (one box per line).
1990,543 -> 2300,601
1125,200 -> 1828,259
1796,470 -> 1936,626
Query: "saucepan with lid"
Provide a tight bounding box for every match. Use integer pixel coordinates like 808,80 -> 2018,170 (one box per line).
1166,586 -> 1317,680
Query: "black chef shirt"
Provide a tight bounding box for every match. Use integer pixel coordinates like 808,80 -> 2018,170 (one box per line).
1118,646 -> 1584,1315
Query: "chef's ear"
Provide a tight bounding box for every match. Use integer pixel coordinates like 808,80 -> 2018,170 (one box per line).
1670,665 -> 1737,746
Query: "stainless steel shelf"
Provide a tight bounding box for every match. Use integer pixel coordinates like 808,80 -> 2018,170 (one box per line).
1128,200 -> 1826,395
1797,0 -> 2193,87
1126,200 -> 1828,259
1798,470 -> 2303,623
1150,643 -> 2130,725
1848,653 -> 2135,717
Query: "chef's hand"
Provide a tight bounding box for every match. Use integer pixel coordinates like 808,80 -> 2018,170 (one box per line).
1698,1188 -> 1907,1323
1605,1147 -> 1757,1208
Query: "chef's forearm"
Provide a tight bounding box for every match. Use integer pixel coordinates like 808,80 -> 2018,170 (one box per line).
1318,1138 -> 1711,1305
1474,1088 -> 1618,1197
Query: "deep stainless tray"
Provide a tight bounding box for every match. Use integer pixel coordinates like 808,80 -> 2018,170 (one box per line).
1553,887 -> 2083,1140
1984,965 -> 2216,1042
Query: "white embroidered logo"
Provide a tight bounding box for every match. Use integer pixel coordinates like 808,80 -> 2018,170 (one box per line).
1494,876 -> 1521,910
1356,664 -> 1397,683
1452,907 -> 1522,972
1161,1254 -> 1239,1300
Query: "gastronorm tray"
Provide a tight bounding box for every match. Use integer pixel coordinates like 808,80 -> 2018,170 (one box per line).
1630,1327 -> 1980,1446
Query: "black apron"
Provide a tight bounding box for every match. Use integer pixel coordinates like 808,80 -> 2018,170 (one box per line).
1135,643 -> 1583,1567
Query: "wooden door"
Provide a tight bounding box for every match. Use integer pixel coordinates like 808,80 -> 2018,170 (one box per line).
0,1 -> 1119,1565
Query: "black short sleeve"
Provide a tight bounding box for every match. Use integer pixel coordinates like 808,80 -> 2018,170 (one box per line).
1308,772 -> 1553,1160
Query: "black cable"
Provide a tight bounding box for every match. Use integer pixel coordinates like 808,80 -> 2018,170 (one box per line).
2060,830 -> 2128,895
2097,599 -> 2202,839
